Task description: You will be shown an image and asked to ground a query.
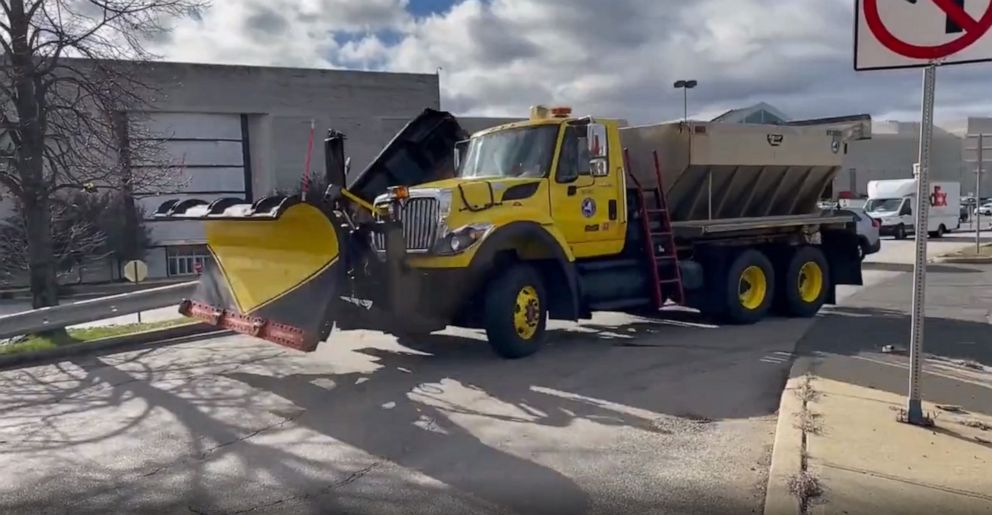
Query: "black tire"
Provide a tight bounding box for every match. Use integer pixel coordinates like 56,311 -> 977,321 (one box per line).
780,246 -> 830,318
895,224 -> 907,240
937,224 -> 947,237
717,249 -> 775,324
483,263 -> 548,359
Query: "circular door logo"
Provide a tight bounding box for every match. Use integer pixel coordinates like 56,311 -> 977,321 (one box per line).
581,198 -> 597,218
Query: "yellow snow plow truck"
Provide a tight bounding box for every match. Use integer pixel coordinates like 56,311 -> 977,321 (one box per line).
155,106 -> 870,358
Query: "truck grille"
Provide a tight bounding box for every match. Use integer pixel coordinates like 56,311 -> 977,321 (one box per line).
374,198 -> 440,252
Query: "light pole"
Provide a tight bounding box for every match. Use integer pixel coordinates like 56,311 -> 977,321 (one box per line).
436,66 -> 444,109
673,79 -> 698,123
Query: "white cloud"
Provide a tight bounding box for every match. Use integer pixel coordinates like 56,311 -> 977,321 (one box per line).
339,35 -> 391,68
149,0 -> 992,124
153,0 -> 411,68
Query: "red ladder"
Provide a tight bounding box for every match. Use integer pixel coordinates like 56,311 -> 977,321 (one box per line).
624,149 -> 685,310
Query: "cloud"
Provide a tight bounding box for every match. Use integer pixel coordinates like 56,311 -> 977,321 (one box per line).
149,0 -> 992,125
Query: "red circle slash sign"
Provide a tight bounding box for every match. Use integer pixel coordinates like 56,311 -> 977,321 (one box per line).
865,0 -> 992,59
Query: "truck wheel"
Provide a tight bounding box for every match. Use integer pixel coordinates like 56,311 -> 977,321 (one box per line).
895,224 -> 907,240
721,249 -> 775,324
483,264 -> 547,359
781,246 -> 830,318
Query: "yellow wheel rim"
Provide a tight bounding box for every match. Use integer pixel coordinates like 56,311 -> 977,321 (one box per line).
513,285 -> 541,340
738,266 -> 767,310
798,262 -> 824,303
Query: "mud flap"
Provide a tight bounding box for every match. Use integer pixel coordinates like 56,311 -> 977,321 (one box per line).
160,198 -> 347,352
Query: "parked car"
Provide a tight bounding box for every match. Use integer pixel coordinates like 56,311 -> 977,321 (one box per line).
976,202 -> 992,216
838,207 -> 881,261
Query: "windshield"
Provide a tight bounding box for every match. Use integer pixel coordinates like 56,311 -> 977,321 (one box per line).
459,125 -> 560,179
865,198 -> 903,212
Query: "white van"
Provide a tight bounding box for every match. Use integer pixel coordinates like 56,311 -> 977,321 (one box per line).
865,179 -> 961,239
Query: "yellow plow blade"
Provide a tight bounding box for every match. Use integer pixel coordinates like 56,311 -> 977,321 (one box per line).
157,197 -> 346,352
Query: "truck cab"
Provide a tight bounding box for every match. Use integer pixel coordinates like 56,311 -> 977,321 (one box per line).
371,106 -> 628,265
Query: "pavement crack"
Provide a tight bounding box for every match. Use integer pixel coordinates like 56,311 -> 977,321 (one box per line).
198,411 -> 306,459
188,505 -> 210,515
230,462 -> 382,514
334,462 -> 380,487
789,374 -> 823,514
141,466 -> 165,477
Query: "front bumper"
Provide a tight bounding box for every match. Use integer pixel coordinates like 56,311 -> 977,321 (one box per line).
864,238 -> 881,254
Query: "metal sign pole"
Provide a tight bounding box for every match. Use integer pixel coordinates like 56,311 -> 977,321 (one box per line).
905,62 -> 936,426
978,134 -> 983,252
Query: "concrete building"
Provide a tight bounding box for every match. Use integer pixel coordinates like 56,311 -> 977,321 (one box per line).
939,117 -> 992,199
125,61 -> 439,279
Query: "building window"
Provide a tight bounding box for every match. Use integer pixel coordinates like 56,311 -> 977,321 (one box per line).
167,245 -> 213,277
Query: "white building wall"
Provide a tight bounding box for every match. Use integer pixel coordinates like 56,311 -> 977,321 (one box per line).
126,61 -> 439,279
834,121 -> 965,198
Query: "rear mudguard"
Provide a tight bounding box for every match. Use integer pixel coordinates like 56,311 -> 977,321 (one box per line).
156,196 -> 348,351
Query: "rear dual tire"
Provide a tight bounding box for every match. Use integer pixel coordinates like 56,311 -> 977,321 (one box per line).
778,246 -> 829,318
702,249 -> 775,324
703,246 -> 829,324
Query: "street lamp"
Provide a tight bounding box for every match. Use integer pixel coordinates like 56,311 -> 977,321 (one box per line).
673,79 -> 698,123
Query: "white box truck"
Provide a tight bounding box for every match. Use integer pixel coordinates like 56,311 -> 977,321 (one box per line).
865,178 -> 961,239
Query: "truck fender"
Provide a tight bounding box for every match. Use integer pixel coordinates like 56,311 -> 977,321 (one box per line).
468,222 -> 581,321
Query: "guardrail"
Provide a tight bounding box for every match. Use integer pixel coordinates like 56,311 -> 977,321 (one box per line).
0,282 -> 197,339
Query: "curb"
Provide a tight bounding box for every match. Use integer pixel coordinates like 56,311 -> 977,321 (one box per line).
0,324 -> 231,370
763,371 -> 805,515
933,256 -> 992,264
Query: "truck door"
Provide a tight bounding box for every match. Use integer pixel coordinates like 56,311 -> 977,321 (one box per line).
550,123 -> 624,257
900,197 -> 914,231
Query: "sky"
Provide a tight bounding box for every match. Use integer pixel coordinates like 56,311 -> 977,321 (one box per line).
148,0 -> 992,125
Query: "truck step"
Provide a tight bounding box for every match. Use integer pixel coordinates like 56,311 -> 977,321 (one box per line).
577,259 -> 642,272
589,297 -> 653,311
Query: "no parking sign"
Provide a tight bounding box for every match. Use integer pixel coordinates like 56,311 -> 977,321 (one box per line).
855,0 -> 992,69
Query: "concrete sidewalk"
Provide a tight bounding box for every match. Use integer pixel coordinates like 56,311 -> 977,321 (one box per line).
765,262 -> 992,514
770,374 -> 992,514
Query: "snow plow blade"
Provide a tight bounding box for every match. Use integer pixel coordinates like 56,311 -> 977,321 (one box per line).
155,196 -> 345,352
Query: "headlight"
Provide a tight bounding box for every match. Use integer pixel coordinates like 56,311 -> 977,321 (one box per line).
432,223 -> 493,255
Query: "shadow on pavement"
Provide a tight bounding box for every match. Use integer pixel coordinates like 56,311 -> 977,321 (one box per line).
0,308 -> 782,514
795,305 -> 992,416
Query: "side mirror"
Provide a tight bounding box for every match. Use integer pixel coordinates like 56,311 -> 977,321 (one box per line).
590,158 -> 609,177
453,140 -> 469,172
587,124 -> 607,159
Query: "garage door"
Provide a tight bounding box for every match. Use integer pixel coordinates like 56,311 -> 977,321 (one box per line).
134,112 -> 250,246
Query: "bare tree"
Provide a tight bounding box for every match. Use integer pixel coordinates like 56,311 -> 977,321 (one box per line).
0,0 -> 207,309
0,192 -> 109,288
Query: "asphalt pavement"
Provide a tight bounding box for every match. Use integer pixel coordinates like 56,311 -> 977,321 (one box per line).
0,235 -> 984,514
